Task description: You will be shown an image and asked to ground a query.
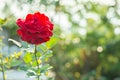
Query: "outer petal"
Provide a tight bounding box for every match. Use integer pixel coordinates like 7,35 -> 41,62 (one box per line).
25,14 -> 33,22
48,22 -> 54,30
16,19 -> 25,29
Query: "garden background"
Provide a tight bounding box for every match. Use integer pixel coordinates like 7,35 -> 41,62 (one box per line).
0,0 -> 120,80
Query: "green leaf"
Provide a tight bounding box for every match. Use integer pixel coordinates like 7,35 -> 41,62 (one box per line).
27,71 -> 36,77
41,64 -> 53,73
31,61 -> 37,67
46,36 -> 59,49
23,53 -> 32,64
11,59 -> 22,67
40,50 -> 53,62
0,18 -> 6,25
42,50 -> 53,60
37,44 -> 47,52
19,65 -> 29,71
36,52 -> 42,57
46,50 -> 53,57
21,41 -> 29,48
30,67 -> 41,75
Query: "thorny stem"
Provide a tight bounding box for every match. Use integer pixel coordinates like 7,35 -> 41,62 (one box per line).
34,45 -> 40,80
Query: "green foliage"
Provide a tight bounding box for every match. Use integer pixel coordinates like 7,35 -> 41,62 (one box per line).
46,36 -> 59,49
40,64 -> 52,73
0,18 -> 7,25
20,43 -> 54,79
10,58 -> 22,67
27,71 -> 36,77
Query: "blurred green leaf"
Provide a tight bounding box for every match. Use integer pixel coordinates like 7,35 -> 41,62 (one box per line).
11,59 -> 22,67
41,64 -> 53,73
48,78 -> 55,80
45,50 -> 53,58
21,41 -> 29,48
27,71 -> 36,77
36,52 -> 42,57
41,50 -> 53,62
46,36 -> 59,49
0,18 -> 6,25
23,53 -> 32,64
37,44 -> 47,52
19,65 -> 29,71
32,61 -> 37,67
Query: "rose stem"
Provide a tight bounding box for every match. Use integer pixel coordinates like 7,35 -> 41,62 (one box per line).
34,45 -> 40,80
0,56 -> 6,80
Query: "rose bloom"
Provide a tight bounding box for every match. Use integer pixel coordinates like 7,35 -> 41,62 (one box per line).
16,12 -> 53,45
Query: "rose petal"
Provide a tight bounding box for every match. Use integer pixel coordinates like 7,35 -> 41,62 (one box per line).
25,14 -> 33,22
17,29 -> 22,36
16,19 -> 25,29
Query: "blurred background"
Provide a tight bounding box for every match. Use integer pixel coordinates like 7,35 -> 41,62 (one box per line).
0,0 -> 120,80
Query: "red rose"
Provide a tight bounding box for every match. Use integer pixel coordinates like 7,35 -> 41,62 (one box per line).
16,12 -> 54,45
